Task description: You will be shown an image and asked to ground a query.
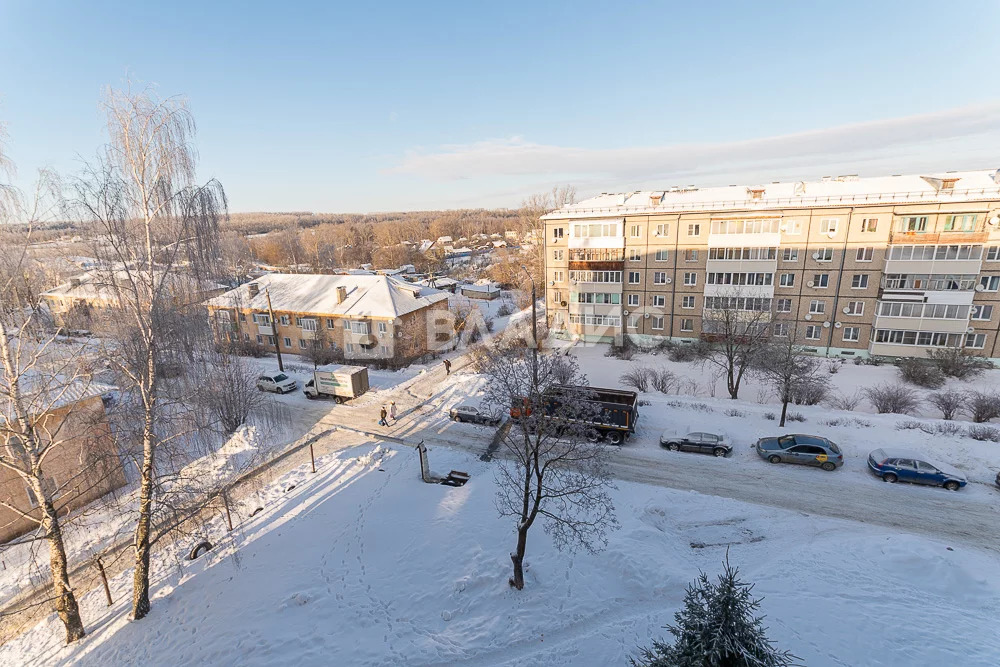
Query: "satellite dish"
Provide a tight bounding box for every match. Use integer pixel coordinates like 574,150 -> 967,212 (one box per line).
842,306 -> 851,314
990,216 -> 999,226
967,327 -> 975,334
823,321 -> 831,328
807,281 -> 815,287
804,314 -> 813,320
622,310 -> 629,316
835,322 -> 842,328
665,277 -> 672,284
827,231 -> 837,238
976,284 -> 986,292
644,313 -> 650,319
811,252 -> 820,260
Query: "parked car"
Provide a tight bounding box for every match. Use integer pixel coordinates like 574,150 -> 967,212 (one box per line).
659,431 -> 732,457
867,449 -> 967,491
449,405 -> 500,426
755,434 -> 843,471
256,373 -> 297,394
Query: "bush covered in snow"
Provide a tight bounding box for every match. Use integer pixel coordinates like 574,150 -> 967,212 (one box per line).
968,391 -> 1000,423
896,358 -> 946,389
662,339 -> 713,363
724,408 -> 746,418
786,411 -> 806,422
926,346 -> 992,379
826,391 -> 863,411
620,366 -> 653,392
863,383 -> 921,415
967,424 -> 1000,442
928,390 -> 967,421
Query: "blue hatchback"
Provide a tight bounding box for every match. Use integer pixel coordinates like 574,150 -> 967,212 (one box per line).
868,448 -> 967,491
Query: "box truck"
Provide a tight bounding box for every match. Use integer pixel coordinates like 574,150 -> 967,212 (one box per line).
303,364 -> 370,402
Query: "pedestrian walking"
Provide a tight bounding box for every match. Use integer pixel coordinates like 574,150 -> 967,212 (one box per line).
389,401 -> 397,422
379,406 -> 388,427
444,358 -> 452,375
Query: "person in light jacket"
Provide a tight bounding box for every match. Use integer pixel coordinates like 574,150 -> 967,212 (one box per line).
379,406 -> 388,426
389,401 -> 397,422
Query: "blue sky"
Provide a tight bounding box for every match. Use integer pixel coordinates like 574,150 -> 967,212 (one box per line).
2,0 -> 1000,212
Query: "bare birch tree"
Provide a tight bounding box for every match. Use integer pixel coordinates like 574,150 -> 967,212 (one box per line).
0,165 -> 93,642
702,291 -> 774,400
754,322 -> 825,427
473,338 -> 617,590
74,83 -> 227,620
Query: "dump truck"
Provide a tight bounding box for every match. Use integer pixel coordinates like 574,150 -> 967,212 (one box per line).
510,384 -> 639,445
302,364 -> 370,402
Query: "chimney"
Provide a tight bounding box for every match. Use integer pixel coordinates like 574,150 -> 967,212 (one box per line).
336,286 -> 348,304
940,178 -> 959,191
247,282 -> 260,298
649,192 -> 663,206
747,187 -> 766,200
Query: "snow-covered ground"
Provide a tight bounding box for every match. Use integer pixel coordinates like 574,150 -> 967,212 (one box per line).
4,441 -> 998,666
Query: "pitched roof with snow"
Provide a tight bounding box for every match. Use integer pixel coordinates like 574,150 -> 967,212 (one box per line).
206,273 -> 450,319
2,375 -> 115,422
541,169 -> 1000,219
42,270 -> 226,300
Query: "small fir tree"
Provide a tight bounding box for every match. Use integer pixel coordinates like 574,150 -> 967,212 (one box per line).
633,556 -> 797,667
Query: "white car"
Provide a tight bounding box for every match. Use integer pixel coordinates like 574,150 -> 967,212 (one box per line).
257,373 -> 297,394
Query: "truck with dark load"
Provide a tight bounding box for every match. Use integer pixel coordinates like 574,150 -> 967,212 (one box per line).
512,384 -> 638,445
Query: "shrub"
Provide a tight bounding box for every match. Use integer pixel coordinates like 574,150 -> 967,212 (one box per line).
968,424 -> 1000,442
933,422 -> 963,436
786,412 -> 806,422
928,390 -> 966,421
496,302 -> 514,317
896,420 -> 933,434
927,346 -> 992,379
484,316 -> 496,333
827,361 -> 840,375
822,417 -> 872,428
863,383 -> 921,415
968,391 -> 1000,423
789,377 -> 828,406
666,339 -> 712,362
763,412 -> 776,421
620,366 -> 653,392
826,391 -> 863,411
724,408 -> 745,418
650,368 -> 676,394
896,358 -> 946,389
606,337 -> 636,361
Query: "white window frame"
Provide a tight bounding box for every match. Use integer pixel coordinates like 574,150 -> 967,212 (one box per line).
628,248 -> 641,262
782,248 -> 799,261
628,271 -> 641,285
654,249 -> 669,262
687,223 -> 700,236
629,224 -> 642,238
851,274 -> 869,289
856,247 -> 874,262
776,298 -> 792,313
681,295 -> 695,309
655,223 -> 669,236
683,272 -> 697,286
809,300 -> 826,315
805,325 -> 822,340
779,273 -> 795,287
845,301 -> 865,316
283,336 -> 292,347
861,218 -> 878,233
820,218 -> 839,234
773,322 -> 789,337
651,316 -> 664,330
653,272 -> 667,285
680,318 -> 694,332
627,294 -> 640,306
972,305 -> 993,321
843,327 -> 860,342
811,274 -> 830,288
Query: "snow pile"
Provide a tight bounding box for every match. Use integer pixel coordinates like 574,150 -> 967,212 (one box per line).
4,443 -> 999,666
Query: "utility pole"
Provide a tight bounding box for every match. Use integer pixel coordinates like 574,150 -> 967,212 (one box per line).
265,287 -> 284,372
522,265 -> 538,389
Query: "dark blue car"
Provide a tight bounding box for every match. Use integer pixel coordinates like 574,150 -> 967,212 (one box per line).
868,448 -> 967,491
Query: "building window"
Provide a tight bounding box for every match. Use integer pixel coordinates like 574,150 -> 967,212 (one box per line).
805,325 -> 822,340
283,337 -> 292,347
299,339 -> 308,349
811,274 -> 829,288
653,272 -> 667,285
773,322 -> 788,337
680,318 -> 693,332
966,333 -> 987,349
843,327 -> 860,342
628,316 -> 639,328
655,223 -> 669,236
628,271 -> 641,284
814,248 -> 833,262
651,316 -> 664,330
845,301 -> 865,315
861,218 -> 878,232
682,295 -> 695,309
654,249 -> 669,261
972,305 -> 994,321
683,272 -> 697,286
627,294 -> 640,306
650,295 -> 664,308
553,249 -> 564,260
346,343 -> 356,353
380,345 -> 390,356
779,273 -> 795,287
378,321 -> 388,333
574,292 -> 621,305
820,218 -> 839,234
553,227 -> 564,240
629,224 -> 642,238
343,319 -> 351,329
255,334 -> 263,344
687,224 -> 701,236
980,275 -> 1000,292
684,249 -> 699,262
856,247 -> 874,262
628,248 -> 641,261
243,332 -> 250,341
784,220 -> 802,235
782,248 -> 799,261
944,214 -> 977,232
238,312 -> 247,322
809,300 -> 826,315
279,315 -> 290,325
987,246 -> 1000,261
327,318 -> 336,329
900,216 -> 928,233
571,222 -> 621,238
851,274 -> 869,289
776,298 -> 792,313
350,321 -> 370,334
553,270 -> 564,282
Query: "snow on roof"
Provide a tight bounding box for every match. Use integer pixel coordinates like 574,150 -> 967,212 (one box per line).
541,169 -> 1000,219
42,270 -> 226,300
2,374 -> 115,421
207,273 -> 450,319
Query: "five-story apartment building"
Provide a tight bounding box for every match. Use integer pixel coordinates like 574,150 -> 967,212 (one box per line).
542,170 -> 1000,360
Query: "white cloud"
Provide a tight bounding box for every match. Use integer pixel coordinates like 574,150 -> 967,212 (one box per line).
387,103 -> 1000,185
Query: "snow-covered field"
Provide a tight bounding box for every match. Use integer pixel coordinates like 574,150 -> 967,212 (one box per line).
4,441 -> 998,666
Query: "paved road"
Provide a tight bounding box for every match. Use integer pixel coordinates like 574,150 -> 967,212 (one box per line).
294,358 -> 1000,553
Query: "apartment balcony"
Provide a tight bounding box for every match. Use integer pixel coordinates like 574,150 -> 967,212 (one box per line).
257,323 -> 274,336
567,236 -> 625,250
300,328 -> 317,340
889,231 -> 989,245
873,315 -> 972,334
568,260 -> 624,271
